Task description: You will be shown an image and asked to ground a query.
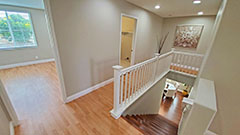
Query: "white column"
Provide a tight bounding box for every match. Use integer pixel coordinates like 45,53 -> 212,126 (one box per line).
112,65 -> 123,116
153,53 -> 160,81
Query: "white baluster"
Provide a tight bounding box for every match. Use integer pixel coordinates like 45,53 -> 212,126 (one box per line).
120,74 -> 124,104
128,71 -> 132,102
124,72 -> 128,103
134,67 -> 139,95
131,69 -> 135,99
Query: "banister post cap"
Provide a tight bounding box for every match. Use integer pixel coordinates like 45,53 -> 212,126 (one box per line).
112,65 -> 123,70
154,53 -> 160,56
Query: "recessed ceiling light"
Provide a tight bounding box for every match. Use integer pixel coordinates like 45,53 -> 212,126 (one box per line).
155,5 -> 160,9
198,11 -> 204,15
193,0 -> 201,4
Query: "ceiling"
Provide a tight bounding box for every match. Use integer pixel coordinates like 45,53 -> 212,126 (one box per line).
0,0 -> 44,9
125,0 -> 222,18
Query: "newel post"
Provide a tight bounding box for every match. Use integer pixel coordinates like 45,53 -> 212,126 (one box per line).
153,53 -> 160,81
111,65 -> 123,118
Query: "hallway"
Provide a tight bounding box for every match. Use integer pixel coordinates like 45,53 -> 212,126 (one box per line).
0,62 -> 141,135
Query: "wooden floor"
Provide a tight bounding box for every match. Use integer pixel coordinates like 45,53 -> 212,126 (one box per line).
123,92 -> 184,135
0,62 -> 142,135
159,92 -> 184,125
123,114 -> 178,135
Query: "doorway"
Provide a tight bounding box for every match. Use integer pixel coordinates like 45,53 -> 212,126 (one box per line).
120,14 -> 138,68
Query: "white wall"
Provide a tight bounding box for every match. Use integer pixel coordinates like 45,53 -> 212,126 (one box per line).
200,0 -> 240,134
49,0 -> 163,96
0,5 -> 54,66
0,0 -> 44,9
161,16 -> 216,54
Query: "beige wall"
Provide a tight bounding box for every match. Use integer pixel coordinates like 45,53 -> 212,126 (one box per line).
161,16 -> 216,54
0,5 -> 54,66
0,97 -> 10,135
200,0 -> 240,134
49,0 -> 163,96
123,77 -> 166,116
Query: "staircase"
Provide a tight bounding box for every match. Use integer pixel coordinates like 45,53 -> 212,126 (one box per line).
123,114 -> 178,135
110,49 -> 217,135
111,49 -> 204,119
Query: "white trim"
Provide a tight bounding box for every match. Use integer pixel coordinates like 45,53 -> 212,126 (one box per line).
10,121 -> 15,135
0,80 -> 19,126
119,13 -> 138,66
65,78 -> 114,103
0,58 -> 55,70
205,130 -> 218,135
43,0 -> 68,103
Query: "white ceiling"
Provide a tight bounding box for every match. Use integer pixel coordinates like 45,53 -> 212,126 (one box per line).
126,0 -> 221,18
0,0 -> 44,9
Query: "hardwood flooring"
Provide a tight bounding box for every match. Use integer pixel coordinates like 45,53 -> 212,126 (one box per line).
123,92 -> 184,135
159,92 -> 184,125
0,62 -> 142,135
123,115 -> 178,135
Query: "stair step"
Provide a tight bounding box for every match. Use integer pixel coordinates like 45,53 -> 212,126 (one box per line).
123,114 -> 178,135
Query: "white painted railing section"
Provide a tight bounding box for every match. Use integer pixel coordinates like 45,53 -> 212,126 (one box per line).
110,49 -> 204,119
171,51 -> 204,76
111,50 -> 173,119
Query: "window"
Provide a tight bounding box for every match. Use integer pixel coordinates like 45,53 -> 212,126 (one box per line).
0,10 -> 37,49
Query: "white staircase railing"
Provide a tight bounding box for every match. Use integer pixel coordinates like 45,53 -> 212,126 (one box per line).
110,49 -> 204,119
171,50 -> 204,77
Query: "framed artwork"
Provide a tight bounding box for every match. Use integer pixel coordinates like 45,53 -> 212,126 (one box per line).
173,25 -> 204,49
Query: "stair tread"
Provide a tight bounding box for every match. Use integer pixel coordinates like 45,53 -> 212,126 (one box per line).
123,114 -> 178,135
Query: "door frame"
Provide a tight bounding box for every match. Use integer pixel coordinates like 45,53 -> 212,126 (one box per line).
43,0 -> 67,102
119,13 -> 138,66
0,80 -> 19,126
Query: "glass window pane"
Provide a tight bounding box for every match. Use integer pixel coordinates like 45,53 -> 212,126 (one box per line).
0,11 -> 14,48
7,11 -> 36,47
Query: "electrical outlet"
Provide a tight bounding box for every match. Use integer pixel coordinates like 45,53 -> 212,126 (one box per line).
35,56 -> 39,59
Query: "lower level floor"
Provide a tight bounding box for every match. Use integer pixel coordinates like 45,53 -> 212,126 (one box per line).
0,62 -> 184,135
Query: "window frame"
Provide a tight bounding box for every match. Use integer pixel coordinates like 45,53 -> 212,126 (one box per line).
0,9 -> 38,50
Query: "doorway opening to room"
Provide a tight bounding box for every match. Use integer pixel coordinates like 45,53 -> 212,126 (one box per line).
119,14 -> 138,68
0,3 -> 67,128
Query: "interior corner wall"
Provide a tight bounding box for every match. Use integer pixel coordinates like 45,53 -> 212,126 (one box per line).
0,5 -> 54,66
49,0 -> 164,96
200,0 -> 240,134
161,16 -> 216,55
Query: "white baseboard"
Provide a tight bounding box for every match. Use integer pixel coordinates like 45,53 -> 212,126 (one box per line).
10,121 -> 15,135
65,78 -> 114,103
205,130 -> 218,135
0,58 -> 55,70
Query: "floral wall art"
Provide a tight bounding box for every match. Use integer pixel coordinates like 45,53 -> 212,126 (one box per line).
173,25 -> 204,49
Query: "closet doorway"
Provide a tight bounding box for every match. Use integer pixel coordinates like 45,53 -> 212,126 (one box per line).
119,14 -> 138,68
